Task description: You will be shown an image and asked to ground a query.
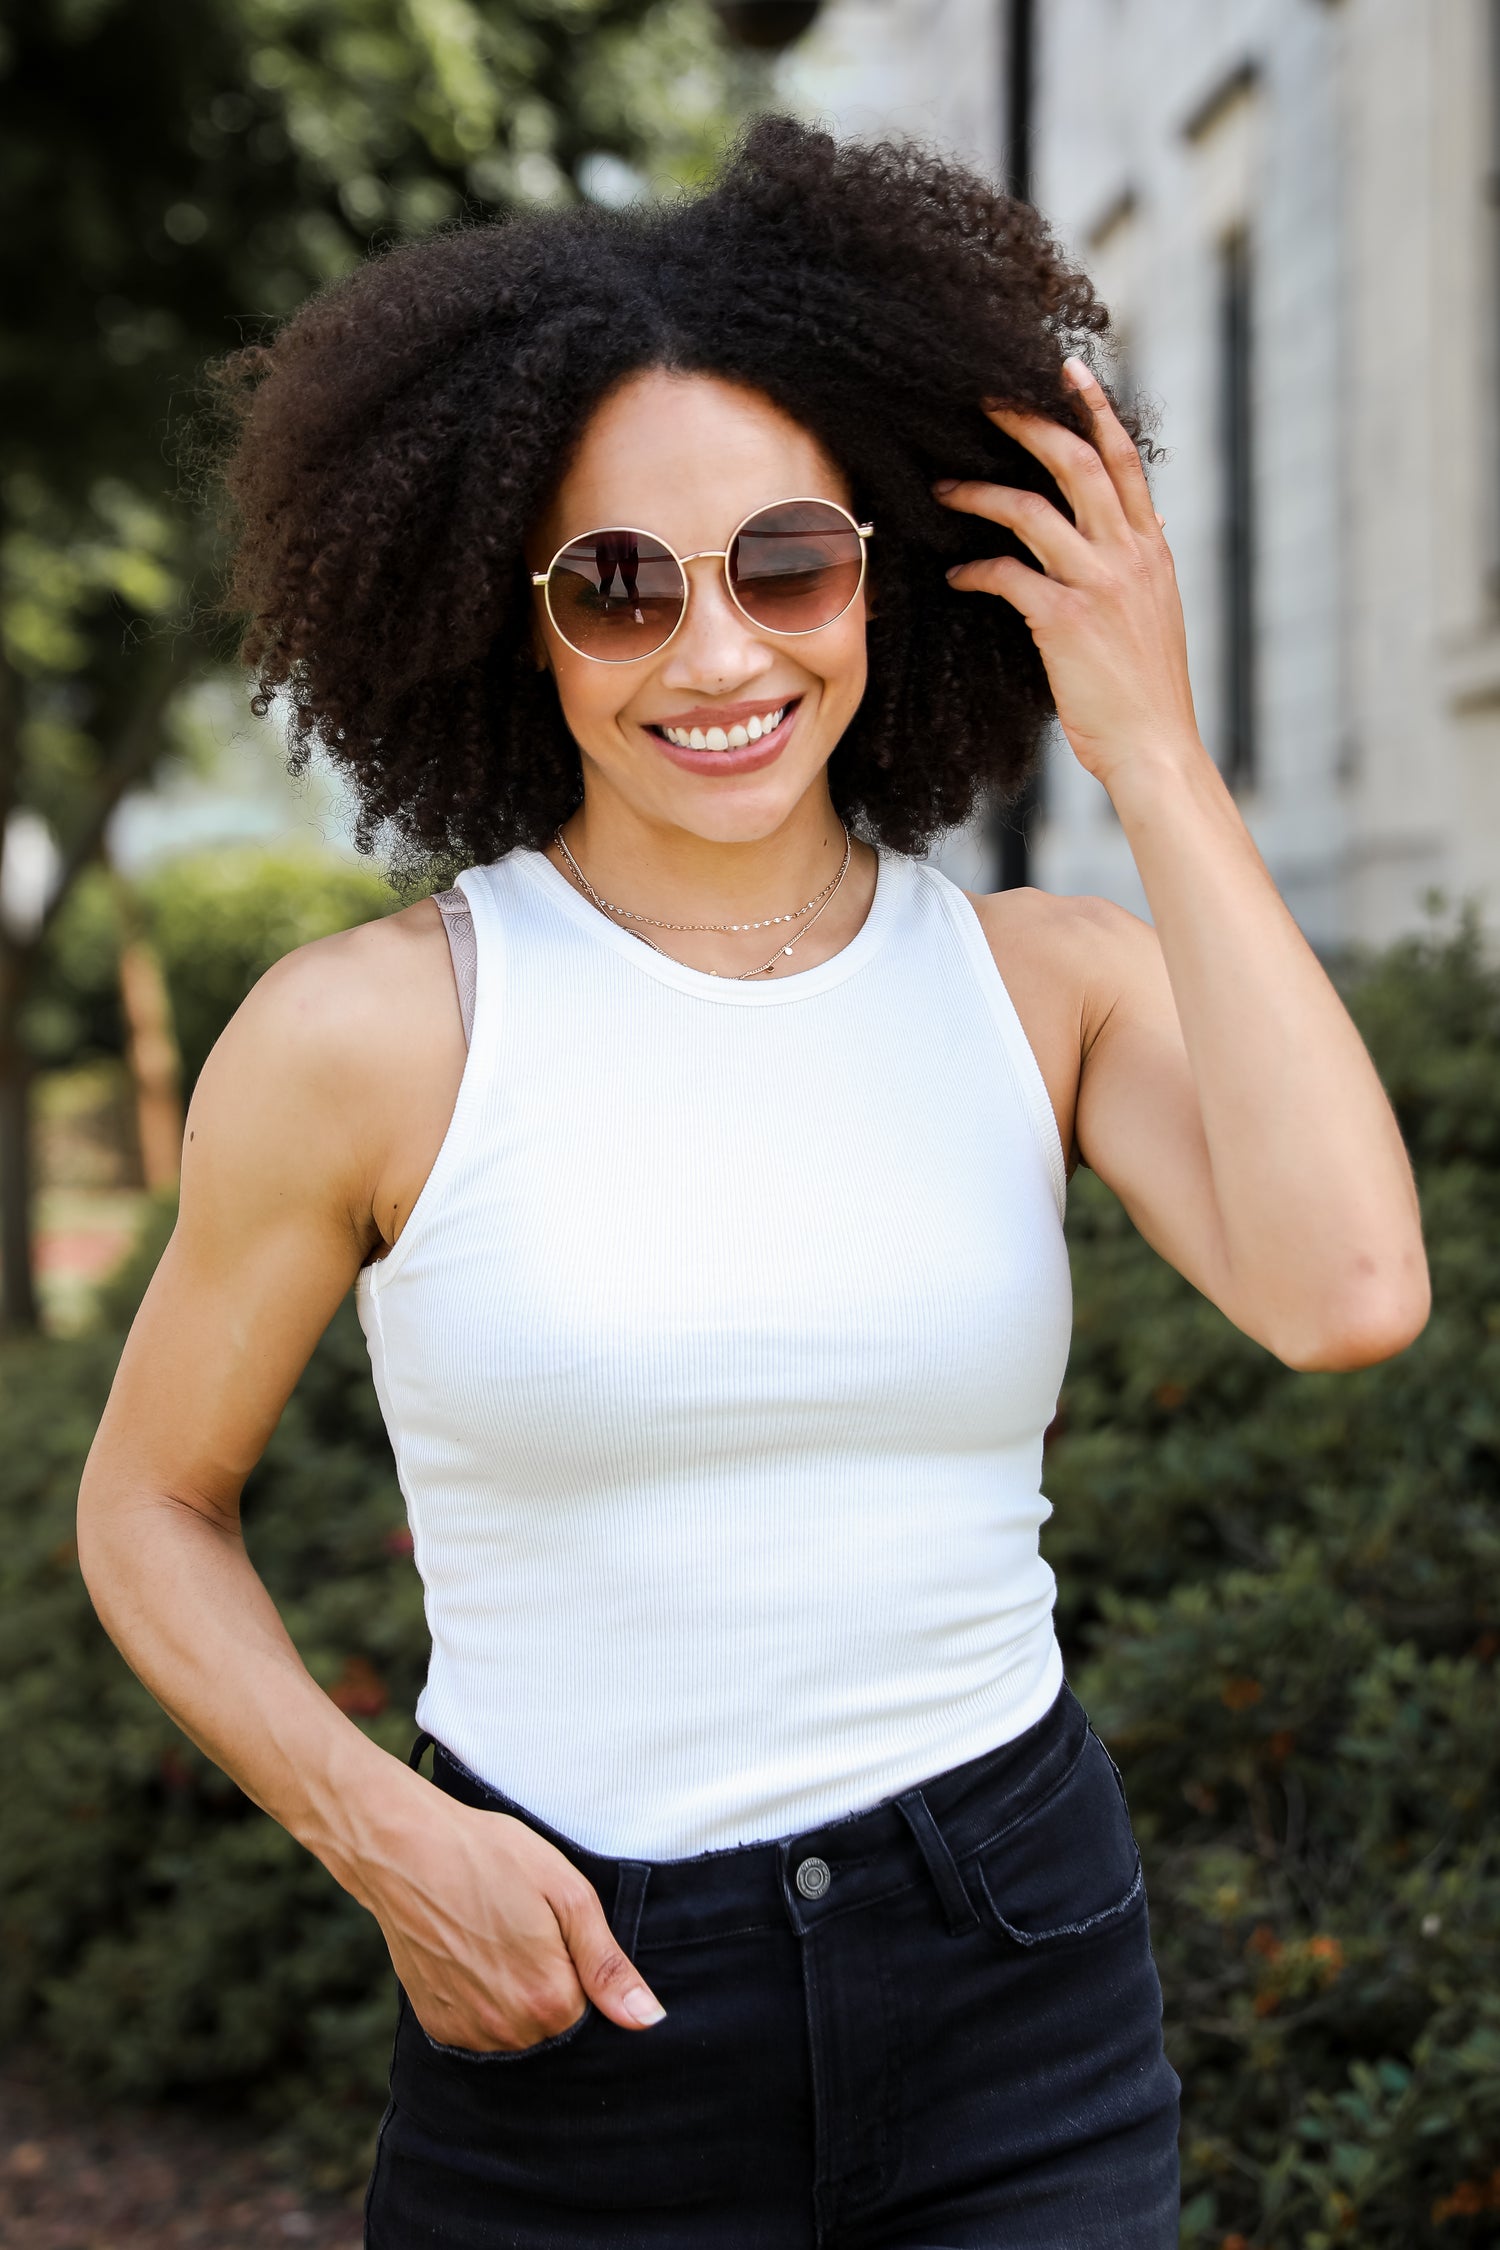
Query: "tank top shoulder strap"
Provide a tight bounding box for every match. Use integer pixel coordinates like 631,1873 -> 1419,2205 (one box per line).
912,861 -> 1068,1220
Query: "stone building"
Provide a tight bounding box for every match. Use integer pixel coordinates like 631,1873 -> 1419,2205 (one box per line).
759,0 -> 1500,946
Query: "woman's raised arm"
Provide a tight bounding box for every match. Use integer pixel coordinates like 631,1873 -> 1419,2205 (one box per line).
940,360 -> 1429,1371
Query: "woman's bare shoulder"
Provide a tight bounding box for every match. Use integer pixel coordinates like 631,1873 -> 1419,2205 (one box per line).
964,882 -> 1147,960
183,898 -> 465,1239
964,884 -> 1157,1023
223,897 -> 458,1080
958,885 -> 1157,1167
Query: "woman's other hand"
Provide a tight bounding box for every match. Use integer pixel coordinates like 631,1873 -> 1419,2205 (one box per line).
935,358 -> 1199,791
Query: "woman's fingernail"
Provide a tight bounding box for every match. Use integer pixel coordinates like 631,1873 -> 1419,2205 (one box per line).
625,1988 -> 667,2027
931,478 -> 958,495
1062,354 -> 1092,386
945,565 -> 962,582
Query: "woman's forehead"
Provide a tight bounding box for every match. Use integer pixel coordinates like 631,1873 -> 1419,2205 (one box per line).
539,369 -> 850,551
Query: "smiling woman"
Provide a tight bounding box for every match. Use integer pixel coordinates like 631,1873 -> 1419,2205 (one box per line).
207,117 -> 1128,867
76,112 -> 1430,2250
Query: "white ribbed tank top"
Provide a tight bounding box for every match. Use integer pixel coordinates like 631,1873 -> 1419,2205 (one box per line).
357,848 -> 1072,1858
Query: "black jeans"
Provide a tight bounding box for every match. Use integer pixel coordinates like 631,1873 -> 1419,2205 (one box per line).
364,1684 -> 1181,2248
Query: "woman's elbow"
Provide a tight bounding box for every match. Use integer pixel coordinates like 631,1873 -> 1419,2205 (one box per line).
1272,1266 -> 1432,1373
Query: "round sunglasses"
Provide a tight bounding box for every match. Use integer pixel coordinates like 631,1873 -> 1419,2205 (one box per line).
530,496 -> 874,664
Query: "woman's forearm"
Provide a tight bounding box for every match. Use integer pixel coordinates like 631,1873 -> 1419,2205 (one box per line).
1108,738 -> 1428,1363
76,1470 -> 425,1905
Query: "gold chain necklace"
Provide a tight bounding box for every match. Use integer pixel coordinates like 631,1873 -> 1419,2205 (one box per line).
553,825 -> 852,980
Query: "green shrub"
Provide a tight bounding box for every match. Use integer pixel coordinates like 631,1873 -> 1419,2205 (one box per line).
0,1210 -> 422,2184
1048,914 -> 1500,2249
0,915 -> 1496,2230
32,846 -> 396,1087
141,847 -> 398,1090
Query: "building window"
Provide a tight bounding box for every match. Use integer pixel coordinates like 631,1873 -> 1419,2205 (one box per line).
1218,226 -> 1256,791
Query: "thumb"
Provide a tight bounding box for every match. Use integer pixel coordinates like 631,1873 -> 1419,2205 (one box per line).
549,1876 -> 666,2031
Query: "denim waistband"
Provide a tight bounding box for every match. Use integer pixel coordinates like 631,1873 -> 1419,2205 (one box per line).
417,1681 -> 1087,1951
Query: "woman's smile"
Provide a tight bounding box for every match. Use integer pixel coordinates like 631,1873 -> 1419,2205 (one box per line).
645,695 -> 801,775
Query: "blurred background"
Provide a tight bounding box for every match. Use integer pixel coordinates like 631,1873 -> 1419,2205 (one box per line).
1,4 -> 1496,2246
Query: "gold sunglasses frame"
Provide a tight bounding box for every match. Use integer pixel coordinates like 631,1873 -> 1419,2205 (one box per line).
530,496 -> 875,665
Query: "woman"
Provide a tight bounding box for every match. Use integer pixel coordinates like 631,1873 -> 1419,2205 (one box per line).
78,119 -> 1428,2247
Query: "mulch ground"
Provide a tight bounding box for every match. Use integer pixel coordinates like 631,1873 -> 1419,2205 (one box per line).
0,2054 -> 364,2249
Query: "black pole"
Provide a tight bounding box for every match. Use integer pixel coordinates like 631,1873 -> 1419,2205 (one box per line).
994,0 -> 1040,892
1218,229 -> 1256,792
1003,0 -> 1034,201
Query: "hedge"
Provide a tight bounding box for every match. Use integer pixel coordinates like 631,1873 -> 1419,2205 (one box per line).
30,845 -> 397,1089
0,912 -> 1496,2240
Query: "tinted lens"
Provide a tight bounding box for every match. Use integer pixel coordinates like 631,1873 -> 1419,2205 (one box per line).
546,529 -> 685,659
729,502 -> 864,634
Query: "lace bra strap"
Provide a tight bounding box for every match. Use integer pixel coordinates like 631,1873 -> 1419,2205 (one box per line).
432,887 -> 477,1049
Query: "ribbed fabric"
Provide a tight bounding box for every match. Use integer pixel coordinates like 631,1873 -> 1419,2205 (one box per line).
357,849 -> 1071,1858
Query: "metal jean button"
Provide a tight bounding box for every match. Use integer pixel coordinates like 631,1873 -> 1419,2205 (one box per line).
795,1855 -> 832,1901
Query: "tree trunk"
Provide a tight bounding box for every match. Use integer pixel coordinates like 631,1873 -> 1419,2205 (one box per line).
0,641 -> 195,1327
117,926 -> 183,1191
0,1013 -> 39,1334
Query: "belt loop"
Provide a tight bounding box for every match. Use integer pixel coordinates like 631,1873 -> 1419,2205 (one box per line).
611,1862 -> 651,1958
896,1787 -> 980,1935
407,1731 -> 436,1774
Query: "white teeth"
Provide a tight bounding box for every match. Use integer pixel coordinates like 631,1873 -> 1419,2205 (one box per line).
659,705 -> 787,750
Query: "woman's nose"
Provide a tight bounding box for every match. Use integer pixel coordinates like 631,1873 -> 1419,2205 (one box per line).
659,556 -> 773,690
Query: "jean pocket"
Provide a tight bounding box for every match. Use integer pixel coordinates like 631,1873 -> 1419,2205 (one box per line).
407,1991 -> 595,2065
968,1724 -> 1144,1949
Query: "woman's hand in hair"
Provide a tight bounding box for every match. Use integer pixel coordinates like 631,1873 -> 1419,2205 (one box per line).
934,359 -> 1200,792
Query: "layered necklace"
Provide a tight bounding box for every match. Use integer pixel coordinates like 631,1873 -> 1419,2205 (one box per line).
553,823 -> 852,980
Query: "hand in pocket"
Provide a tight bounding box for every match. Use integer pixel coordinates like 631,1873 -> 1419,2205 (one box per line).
354,1773 -> 665,2054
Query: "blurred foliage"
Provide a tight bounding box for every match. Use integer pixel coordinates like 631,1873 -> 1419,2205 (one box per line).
1046,912 -> 1500,2250
3,0 -> 748,503
0,1209 -> 416,2183
0,914 -> 1497,2230
31,844 -> 396,1090
0,0 -> 754,1321
1,0 -> 749,755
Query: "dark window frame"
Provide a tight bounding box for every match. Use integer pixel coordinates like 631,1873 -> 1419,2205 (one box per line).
1218,224 -> 1257,793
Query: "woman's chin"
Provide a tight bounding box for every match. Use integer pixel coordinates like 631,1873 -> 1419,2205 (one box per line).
592,748 -> 835,847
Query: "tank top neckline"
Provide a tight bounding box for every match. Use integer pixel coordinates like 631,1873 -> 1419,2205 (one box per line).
513,842 -> 906,1006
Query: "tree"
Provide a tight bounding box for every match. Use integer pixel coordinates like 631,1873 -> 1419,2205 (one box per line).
0,0 -> 747,1329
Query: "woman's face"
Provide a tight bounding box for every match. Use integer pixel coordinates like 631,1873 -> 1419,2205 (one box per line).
528,369 -> 869,846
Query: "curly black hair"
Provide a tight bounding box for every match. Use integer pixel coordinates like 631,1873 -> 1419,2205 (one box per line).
211,114 -> 1144,865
